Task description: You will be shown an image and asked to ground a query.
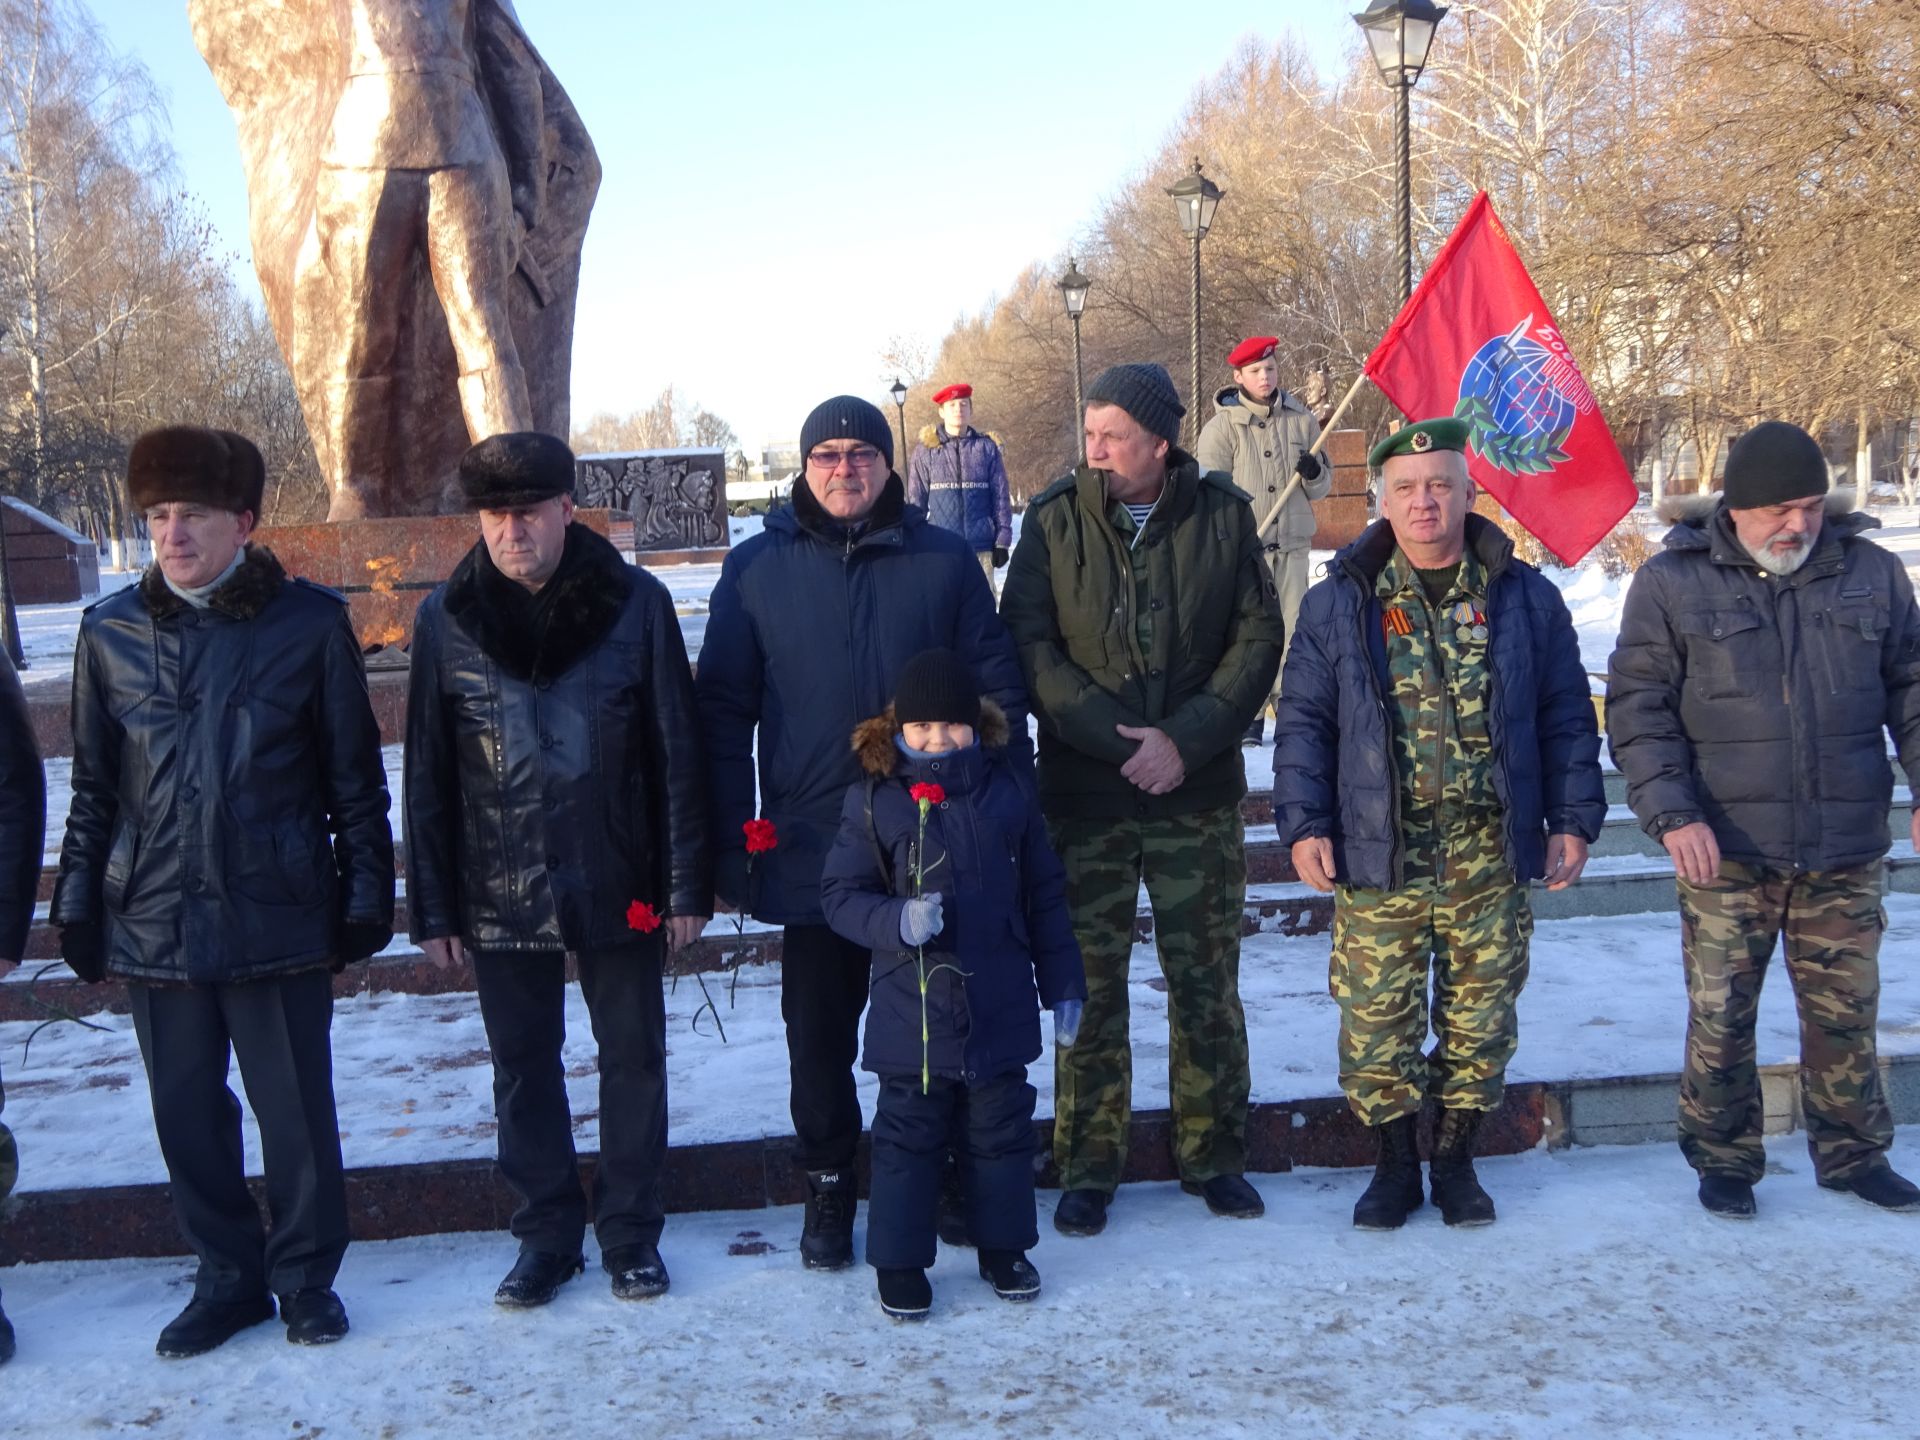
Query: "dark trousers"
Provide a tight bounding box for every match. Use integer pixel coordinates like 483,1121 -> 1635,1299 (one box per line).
780,923 -> 872,1172
127,968 -> 347,1302
866,1070 -> 1038,1270
471,944 -> 668,1255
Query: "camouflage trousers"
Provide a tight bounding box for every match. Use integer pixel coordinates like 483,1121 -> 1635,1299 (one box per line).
1330,816 -> 1532,1125
1676,860 -> 1892,1185
1048,804 -> 1251,1194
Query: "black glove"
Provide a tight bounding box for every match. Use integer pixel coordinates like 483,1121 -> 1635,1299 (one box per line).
992,546 -> 1009,568
1293,451 -> 1323,483
336,920 -> 393,969
60,922 -> 106,984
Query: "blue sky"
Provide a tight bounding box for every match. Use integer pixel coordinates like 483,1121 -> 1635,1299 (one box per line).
88,1 -> 1360,452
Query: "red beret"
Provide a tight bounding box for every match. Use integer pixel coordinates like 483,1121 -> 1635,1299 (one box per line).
931,383 -> 973,406
1227,336 -> 1279,369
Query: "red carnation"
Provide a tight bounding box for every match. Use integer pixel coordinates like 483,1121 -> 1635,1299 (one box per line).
743,818 -> 779,855
626,900 -> 662,933
909,782 -> 946,808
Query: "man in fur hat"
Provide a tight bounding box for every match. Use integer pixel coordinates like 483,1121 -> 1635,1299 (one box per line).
53,426 -> 395,1357
404,431 -> 710,1308
1609,421 -> 1920,1219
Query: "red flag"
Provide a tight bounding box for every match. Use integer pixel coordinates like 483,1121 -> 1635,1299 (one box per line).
1363,192 -> 1635,565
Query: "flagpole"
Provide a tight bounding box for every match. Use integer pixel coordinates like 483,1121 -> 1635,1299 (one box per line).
1251,370 -> 1373,538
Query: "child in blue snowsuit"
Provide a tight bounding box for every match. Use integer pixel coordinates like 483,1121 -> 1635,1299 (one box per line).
821,648 -> 1085,1321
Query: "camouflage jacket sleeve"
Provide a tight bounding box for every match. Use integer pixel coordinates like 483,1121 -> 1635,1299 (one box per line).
1605,561 -> 1702,834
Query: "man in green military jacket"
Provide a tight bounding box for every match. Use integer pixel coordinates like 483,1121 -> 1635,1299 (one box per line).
1001,362 -> 1284,1237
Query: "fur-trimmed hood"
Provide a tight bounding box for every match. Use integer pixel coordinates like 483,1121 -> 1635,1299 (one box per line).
443,522 -> 634,682
851,697 -> 1012,776
1655,486 -> 1858,525
139,542 -> 286,621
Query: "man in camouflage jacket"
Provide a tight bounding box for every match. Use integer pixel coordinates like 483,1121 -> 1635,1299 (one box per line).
1275,418 -> 1603,1230
1608,421 -> 1920,1219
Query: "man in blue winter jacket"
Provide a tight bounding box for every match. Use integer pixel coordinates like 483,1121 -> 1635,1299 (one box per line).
1274,418 -> 1604,1231
696,394 -> 1030,1270
907,383 -> 1014,596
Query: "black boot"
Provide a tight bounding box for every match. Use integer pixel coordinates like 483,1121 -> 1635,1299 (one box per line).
1698,1173 -> 1757,1219
155,1295 -> 276,1359
0,1293 -> 13,1365
1052,1188 -> 1110,1237
1429,1108 -> 1497,1227
876,1267 -> 931,1321
800,1169 -> 856,1271
1351,1114 -> 1424,1230
603,1243 -> 671,1300
977,1249 -> 1041,1302
493,1249 -> 586,1308
1820,1164 -> 1920,1213
279,1288 -> 349,1346
1242,715 -> 1265,747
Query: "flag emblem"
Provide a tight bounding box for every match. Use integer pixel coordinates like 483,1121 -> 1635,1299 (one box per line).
1455,315 -> 1597,476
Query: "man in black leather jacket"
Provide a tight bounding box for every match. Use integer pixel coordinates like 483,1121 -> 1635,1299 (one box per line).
405,433 -> 711,1309
52,426 -> 394,1357
0,648 -> 45,1365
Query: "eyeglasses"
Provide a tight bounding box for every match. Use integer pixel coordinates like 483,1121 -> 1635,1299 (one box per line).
807,445 -> 883,472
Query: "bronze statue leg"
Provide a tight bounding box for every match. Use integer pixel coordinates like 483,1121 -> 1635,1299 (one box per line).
315,165 -> 430,518
425,162 -> 533,443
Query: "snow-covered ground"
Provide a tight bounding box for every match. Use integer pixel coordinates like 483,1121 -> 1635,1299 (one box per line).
2,1129 -> 1916,1439
10,895 -> 1920,1194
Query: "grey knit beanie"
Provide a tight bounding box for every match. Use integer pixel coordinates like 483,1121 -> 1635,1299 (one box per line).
1085,363 -> 1185,445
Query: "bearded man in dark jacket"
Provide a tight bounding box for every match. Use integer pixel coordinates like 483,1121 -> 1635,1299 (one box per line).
406,432 -> 710,1308
54,426 -> 394,1357
696,394 -> 1028,1271
1608,421 -> 1920,1220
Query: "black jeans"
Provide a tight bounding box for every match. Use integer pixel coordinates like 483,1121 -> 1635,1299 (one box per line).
866,1070 -> 1038,1270
780,923 -> 873,1172
127,968 -> 347,1302
472,944 -> 668,1255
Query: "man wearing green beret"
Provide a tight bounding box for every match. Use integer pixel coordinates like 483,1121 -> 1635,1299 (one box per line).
1273,418 -> 1604,1228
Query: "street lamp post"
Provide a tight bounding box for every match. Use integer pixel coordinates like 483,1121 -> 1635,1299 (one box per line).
1167,159 -> 1223,446
1354,0 -> 1449,304
888,378 -> 909,473
1056,256 -> 1091,460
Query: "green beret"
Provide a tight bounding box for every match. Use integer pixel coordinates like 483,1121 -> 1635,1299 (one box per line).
1368,416 -> 1470,469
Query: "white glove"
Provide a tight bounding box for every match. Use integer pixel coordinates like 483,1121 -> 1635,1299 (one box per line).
899,893 -> 945,947
1053,999 -> 1083,1048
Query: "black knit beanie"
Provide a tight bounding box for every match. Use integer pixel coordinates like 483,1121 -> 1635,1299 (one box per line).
1722,421 -> 1829,509
1085,362 -> 1185,445
800,395 -> 895,467
893,648 -> 980,729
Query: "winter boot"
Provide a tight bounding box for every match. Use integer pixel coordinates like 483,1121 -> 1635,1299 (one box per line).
1182,1173 -> 1266,1219
0,1293 -> 13,1365
154,1295 -> 276,1358
279,1288 -> 349,1346
876,1267 -> 932,1321
1351,1114 -> 1424,1230
603,1243 -> 672,1300
1242,715 -> 1265,747
1429,1108 -> 1497,1227
977,1250 -> 1042,1302
493,1249 -> 586,1308
801,1169 -> 857,1271
936,1155 -> 971,1248
1052,1188 -> 1110,1237
1820,1164 -> 1920,1213
1697,1173 -> 1757,1219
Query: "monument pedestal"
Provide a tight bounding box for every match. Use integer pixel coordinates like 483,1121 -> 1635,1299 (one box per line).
258,508 -> 624,654
1311,428 -> 1372,550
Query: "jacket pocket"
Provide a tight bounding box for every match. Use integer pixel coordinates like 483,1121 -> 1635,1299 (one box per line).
1676,609 -> 1767,699
102,824 -> 139,912
231,822 -> 330,907
1821,605 -> 1886,692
